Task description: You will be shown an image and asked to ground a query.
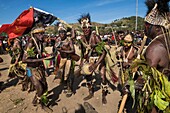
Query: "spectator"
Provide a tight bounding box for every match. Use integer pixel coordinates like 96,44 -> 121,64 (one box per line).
117,31 -> 125,46
0,40 -> 4,54
2,38 -> 8,54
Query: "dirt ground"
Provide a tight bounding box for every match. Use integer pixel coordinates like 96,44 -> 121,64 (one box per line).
0,46 -> 122,113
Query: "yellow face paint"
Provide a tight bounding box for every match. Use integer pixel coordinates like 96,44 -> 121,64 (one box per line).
124,41 -> 132,46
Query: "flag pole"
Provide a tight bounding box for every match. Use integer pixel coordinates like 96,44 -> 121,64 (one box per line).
56,17 -> 72,28
135,0 -> 138,31
96,26 -> 99,35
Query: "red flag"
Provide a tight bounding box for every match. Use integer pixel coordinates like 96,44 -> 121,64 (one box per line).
0,24 -> 10,34
11,8 -> 34,27
0,8 -> 34,39
8,26 -> 28,39
0,7 -> 56,39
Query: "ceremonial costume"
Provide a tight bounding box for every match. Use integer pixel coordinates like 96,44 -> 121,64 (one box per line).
54,23 -> 79,97
22,26 -> 48,106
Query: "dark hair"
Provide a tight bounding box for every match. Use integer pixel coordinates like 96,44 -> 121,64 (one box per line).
117,30 -> 124,34
145,0 -> 170,15
78,13 -> 91,24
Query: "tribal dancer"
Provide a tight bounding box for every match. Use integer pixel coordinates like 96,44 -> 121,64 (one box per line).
77,13 -> 109,104
116,33 -> 140,113
116,33 -> 139,84
6,37 -> 28,92
120,0 -> 170,113
22,26 -> 48,107
8,37 -> 25,78
54,23 -> 79,97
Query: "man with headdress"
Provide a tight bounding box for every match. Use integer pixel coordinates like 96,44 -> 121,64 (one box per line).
119,1 -> 170,113
116,33 -> 139,88
124,0 -> 170,112
77,13 -> 108,104
116,33 -> 140,113
22,24 -> 49,107
117,33 -> 138,68
54,22 -> 79,97
116,33 -> 137,71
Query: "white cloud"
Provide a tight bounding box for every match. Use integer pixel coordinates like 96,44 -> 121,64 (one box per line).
81,0 -> 125,9
96,0 -> 125,6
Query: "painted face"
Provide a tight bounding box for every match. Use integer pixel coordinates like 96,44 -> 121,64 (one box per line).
124,41 -> 132,48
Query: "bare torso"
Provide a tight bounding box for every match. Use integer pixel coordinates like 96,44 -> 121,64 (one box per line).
145,37 -> 169,73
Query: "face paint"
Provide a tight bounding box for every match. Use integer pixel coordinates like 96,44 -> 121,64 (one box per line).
124,41 -> 132,47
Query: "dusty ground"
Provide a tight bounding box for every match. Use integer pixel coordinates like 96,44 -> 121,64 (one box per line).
0,46 -> 122,113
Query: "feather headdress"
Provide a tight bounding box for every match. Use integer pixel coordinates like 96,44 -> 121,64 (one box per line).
78,13 -> 92,28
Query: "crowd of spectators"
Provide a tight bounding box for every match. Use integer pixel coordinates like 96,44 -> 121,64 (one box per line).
0,30 -> 151,55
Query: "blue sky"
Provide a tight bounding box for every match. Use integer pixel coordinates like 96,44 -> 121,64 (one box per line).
0,0 -> 147,25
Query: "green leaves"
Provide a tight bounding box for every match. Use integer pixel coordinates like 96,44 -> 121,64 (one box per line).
154,90 -> 169,110
128,79 -> 135,108
126,56 -> 170,112
27,47 -> 36,57
41,91 -> 49,105
162,75 -> 170,98
41,95 -> 49,105
95,41 -> 105,54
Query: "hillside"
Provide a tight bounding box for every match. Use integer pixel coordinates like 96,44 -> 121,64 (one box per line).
110,16 -> 144,31
46,16 -> 145,35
